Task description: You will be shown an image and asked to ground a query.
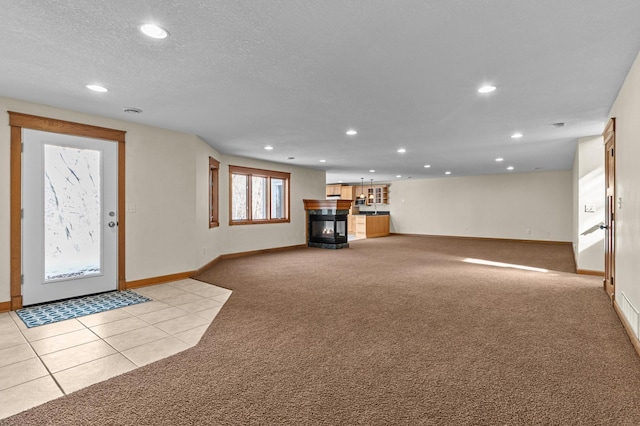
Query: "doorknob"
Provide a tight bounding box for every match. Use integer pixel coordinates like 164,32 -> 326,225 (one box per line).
108,221 -> 116,228
599,224 -> 608,230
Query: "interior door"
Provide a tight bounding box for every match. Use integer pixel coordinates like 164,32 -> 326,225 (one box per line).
22,129 -> 118,306
603,118 -> 615,302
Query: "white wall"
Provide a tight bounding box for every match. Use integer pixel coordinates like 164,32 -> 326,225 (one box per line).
388,170 -> 573,242
573,136 -> 605,272
609,49 -> 640,327
0,97 -> 325,303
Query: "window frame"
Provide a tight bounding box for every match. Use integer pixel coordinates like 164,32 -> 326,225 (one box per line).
229,165 -> 290,225
209,156 -> 220,228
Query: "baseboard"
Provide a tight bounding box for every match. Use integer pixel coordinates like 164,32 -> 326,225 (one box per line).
194,256 -> 222,276
0,301 -> 10,313
613,299 -> 640,359
390,233 -> 572,245
126,271 -> 195,289
577,269 -> 605,277
219,244 -> 307,261
129,244 -> 307,287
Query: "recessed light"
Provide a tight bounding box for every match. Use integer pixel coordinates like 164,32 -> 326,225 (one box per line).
396,175 -> 402,178
495,157 -> 504,162
369,169 -> 375,173
424,164 -> 431,168
86,84 -> 108,92
445,171 -> 452,175
346,129 -> 358,136
319,159 -> 326,163
511,132 -> 523,139
140,24 -> 168,39
478,85 -> 496,94
397,148 -> 406,153
264,146 -> 274,151
338,180 -> 343,183
507,166 -> 515,171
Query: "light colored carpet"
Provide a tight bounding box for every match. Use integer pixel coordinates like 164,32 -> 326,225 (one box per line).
4,235 -> 640,425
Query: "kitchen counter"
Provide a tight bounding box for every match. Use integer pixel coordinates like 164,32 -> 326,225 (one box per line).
353,211 -> 390,216
354,214 -> 390,238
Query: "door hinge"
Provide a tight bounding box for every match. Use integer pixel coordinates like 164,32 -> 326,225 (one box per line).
21,142 -> 24,153
611,276 -> 614,286
21,208 -> 24,219
21,274 -> 24,285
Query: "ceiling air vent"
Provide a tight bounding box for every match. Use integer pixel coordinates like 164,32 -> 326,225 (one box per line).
123,107 -> 142,114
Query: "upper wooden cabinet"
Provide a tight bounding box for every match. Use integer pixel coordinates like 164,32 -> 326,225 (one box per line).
340,185 -> 356,200
326,184 -> 342,196
327,184 -> 388,204
366,185 -> 388,205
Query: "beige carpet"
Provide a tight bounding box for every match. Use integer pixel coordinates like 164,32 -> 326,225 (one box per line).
4,235 -> 640,425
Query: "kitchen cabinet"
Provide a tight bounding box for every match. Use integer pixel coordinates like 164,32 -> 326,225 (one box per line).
340,185 -> 356,201
326,184 -> 342,196
366,185 -> 388,205
348,213 -> 357,235
354,214 -> 390,238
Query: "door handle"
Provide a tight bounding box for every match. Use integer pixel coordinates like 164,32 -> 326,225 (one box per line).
599,224 -> 608,230
108,221 -> 117,228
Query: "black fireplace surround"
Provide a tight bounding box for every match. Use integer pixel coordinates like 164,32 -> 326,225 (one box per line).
308,210 -> 349,249
303,199 -> 352,249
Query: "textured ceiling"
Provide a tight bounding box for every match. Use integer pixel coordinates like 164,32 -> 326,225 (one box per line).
2,1 -> 640,184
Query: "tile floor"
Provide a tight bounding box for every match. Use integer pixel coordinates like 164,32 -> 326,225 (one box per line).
0,279 -> 231,420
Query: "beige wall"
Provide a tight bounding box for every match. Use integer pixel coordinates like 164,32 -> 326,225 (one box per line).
573,136 -> 605,272
217,155 -> 326,255
609,49 -> 640,332
0,97 -> 325,303
388,170 -> 573,242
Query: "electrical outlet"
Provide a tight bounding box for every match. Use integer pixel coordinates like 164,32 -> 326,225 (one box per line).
126,203 -> 136,213
526,228 -> 531,234
202,247 -> 206,256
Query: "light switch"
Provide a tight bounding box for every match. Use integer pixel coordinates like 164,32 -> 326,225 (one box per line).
126,203 -> 136,213
584,204 -> 595,213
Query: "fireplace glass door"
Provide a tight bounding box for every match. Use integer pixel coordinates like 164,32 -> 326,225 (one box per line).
309,215 -> 347,244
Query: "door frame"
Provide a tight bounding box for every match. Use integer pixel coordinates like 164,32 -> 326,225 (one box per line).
9,112 -> 126,310
603,117 -> 615,302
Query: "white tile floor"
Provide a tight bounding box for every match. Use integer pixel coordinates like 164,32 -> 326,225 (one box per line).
0,279 -> 231,420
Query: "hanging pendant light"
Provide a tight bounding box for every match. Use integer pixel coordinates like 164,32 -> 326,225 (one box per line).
359,178 -> 365,199
369,179 -> 375,200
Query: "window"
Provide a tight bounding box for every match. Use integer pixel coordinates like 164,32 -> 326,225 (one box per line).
229,165 -> 290,225
209,157 -> 220,228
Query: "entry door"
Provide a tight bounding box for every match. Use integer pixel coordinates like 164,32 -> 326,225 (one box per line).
603,118 -> 615,302
22,129 -> 118,306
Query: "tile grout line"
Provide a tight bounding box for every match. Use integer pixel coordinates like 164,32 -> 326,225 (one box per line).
7,297 -> 161,394
0,280 -> 228,420
9,315 -> 68,396
3,282 -> 228,398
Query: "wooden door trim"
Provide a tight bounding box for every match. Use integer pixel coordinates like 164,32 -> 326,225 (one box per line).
8,112 -> 126,310
603,117 -> 616,302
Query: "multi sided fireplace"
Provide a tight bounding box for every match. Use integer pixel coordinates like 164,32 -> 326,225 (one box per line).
303,199 -> 352,249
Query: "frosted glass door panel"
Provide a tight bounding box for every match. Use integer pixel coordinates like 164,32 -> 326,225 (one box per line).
43,145 -> 102,281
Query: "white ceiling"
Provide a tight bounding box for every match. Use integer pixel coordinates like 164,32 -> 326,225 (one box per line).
2,1 -> 640,184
